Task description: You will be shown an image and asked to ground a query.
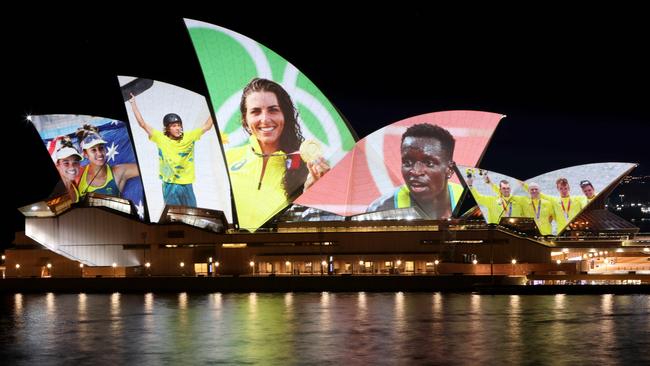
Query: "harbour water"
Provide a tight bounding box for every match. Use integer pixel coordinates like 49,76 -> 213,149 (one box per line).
1,292 -> 649,364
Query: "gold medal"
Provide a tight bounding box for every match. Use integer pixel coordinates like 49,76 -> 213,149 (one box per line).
299,139 -> 322,163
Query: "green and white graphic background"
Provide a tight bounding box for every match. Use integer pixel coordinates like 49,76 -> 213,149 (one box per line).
185,19 -> 356,166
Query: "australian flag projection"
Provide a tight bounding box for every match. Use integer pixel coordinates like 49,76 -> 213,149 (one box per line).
33,114 -> 146,220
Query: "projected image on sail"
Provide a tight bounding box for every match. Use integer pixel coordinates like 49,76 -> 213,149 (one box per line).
295,111 -> 505,219
118,76 -> 232,224
523,162 -> 637,235
185,19 -> 357,231
456,166 -> 549,235
31,114 -> 145,219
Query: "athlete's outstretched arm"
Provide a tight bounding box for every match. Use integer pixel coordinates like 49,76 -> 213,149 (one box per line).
129,93 -> 154,138
201,115 -> 214,134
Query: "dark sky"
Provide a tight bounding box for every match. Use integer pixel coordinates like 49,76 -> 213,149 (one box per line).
6,9 -> 649,244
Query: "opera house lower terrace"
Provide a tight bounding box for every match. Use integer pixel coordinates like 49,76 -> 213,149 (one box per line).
4,194 -> 650,285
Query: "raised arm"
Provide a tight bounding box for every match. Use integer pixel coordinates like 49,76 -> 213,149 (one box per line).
201,115 -> 214,134
113,163 -> 140,193
129,93 -> 154,138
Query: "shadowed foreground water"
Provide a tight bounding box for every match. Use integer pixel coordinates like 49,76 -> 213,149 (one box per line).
1,292 -> 649,364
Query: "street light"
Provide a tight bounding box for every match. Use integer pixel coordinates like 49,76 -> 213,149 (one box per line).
249,261 -> 255,275
179,262 -> 185,276
46,263 -> 52,278
112,262 -> 117,277
434,259 -> 440,275
79,263 -> 84,277
511,259 -> 517,275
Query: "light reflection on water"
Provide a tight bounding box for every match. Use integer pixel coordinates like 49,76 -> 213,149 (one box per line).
1,293 -> 650,364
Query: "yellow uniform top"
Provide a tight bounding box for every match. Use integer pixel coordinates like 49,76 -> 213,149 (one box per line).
541,193 -> 585,232
395,182 -> 464,214
150,128 -> 203,184
578,195 -> 595,208
78,164 -> 120,197
226,136 -> 291,231
521,197 -> 555,235
470,186 -> 525,224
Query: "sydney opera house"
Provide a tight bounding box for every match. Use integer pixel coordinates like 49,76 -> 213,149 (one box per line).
5,19 -> 649,281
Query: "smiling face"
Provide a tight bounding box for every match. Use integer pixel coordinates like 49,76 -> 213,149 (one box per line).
529,186 -> 540,199
499,182 -> 512,198
401,136 -> 450,202
56,156 -> 81,181
557,183 -> 571,197
84,144 -> 106,167
244,91 -> 285,154
581,184 -> 595,198
167,122 -> 183,139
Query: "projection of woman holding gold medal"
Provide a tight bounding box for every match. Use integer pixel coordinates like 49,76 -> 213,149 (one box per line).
226,78 -> 330,230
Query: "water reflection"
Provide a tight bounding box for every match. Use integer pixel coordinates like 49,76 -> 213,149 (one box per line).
394,291 -> 405,331
319,291 -> 331,333
357,291 -> 367,320
77,293 -> 90,353
109,292 -> 123,352
14,293 -> 23,318
431,292 -> 444,347
600,294 -> 614,357
45,292 -> 55,315
507,295 -> 521,364
0,293 -> 649,364
144,292 -> 153,313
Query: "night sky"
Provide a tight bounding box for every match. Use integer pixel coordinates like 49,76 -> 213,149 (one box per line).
6,9 -> 649,245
